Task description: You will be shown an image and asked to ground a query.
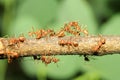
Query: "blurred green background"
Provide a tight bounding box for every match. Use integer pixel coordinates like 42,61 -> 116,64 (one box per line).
0,0 -> 120,80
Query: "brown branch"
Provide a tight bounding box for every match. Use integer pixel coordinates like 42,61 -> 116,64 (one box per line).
0,35 -> 120,60
1,22 -> 119,64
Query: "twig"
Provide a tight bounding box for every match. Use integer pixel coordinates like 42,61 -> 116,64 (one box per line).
0,22 -> 120,63
0,35 -> 120,60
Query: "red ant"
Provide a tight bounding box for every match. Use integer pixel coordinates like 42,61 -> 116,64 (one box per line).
64,22 -> 80,36
40,56 -> 60,65
41,56 -> 52,65
58,40 -> 78,47
58,40 -> 67,46
18,34 -> 26,42
81,29 -> 89,36
70,22 -> 89,36
18,35 -> 26,42
8,36 -> 26,47
58,39 -> 78,51
52,57 -> 59,63
6,50 -> 19,63
29,27 -> 55,39
62,22 -> 89,36
92,36 -> 105,52
68,22 -> 81,31
56,30 -> 65,37
9,38 -> 19,45
56,22 -> 80,37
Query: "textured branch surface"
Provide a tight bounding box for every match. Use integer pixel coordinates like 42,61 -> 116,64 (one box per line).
0,36 -> 120,60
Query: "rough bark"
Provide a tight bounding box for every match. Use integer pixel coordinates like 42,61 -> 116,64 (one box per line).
0,35 -> 120,60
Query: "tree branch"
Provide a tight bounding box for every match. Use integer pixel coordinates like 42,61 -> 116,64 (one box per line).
1,21 -> 119,64
0,35 -> 120,60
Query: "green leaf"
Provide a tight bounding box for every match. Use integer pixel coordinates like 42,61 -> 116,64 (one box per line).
74,71 -> 101,80
100,14 -> 120,35
0,60 -> 7,80
8,15 -> 40,36
17,0 -> 57,26
95,13 -> 120,80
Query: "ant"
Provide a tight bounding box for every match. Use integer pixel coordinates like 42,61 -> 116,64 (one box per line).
40,56 -> 60,65
29,27 -> 55,39
58,39 -> 78,51
58,40 -> 78,47
67,40 -> 79,47
8,36 -> 26,47
28,27 -> 43,39
81,28 -> 89,36
35,30 -> 42,39
56,22 -> 81,37
28,27 -> 36,37
68,22 -> 81,31
56,30 -> 65,37
9,38 -> 19,45
92,35 -> 105,52
63,22 -> 89,36
6,50 -> 19,63
33,55 -> 40,60
39,29 -> 55,38
47,29 -> 55,37
41,56 -> 52,65
18,36 -> 26,42
52,57 -> 59,63
18,34 -> 26,42
55,24 -> 69,37
70,22 -> 89,36
58,40 -> 67,46
83,54 -> 89,61
64,22 -> 80,36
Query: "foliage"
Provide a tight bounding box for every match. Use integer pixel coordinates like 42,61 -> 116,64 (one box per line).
0,0 -> 120,80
